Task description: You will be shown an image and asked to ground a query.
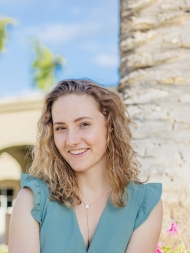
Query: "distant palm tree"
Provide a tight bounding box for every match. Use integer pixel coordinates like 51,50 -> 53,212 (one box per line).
31,41 -> 65,91
0,16 -> 15,52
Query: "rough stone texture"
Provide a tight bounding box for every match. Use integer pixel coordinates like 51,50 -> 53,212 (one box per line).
122,84 -> 190,247
119,0 -> 190,248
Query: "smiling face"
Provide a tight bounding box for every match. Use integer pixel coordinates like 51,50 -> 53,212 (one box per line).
52,94 -> 108,173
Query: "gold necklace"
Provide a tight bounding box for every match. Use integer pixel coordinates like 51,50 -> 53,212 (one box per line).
80,185 -> 110,250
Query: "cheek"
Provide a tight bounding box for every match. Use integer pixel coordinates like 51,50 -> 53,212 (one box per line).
88,127 -> 107,151
53,134 -> 64,151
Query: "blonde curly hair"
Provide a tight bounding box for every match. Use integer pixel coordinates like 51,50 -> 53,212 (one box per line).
29,79 -> 142,209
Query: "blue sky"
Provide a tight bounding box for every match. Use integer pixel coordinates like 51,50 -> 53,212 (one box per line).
0,0 -> 119,99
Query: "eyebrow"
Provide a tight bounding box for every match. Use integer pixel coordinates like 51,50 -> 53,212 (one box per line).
53,117 -> 93,125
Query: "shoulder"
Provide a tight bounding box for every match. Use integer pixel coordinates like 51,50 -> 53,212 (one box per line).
127,181 -> 162,205
21,173 -> 49,192
21,173 -> 50,202
20,173 -> 50,226
127,181 -> 162,194
9,188 -> 40,253
124,182 -> 163,252
126,181 -> 162,230
125,199 -> 163,253
12,186 -> 35,214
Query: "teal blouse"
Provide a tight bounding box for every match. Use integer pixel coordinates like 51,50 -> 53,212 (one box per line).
20,173 -> 162,253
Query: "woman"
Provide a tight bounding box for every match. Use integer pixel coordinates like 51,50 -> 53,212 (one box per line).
9,79 -> 163,253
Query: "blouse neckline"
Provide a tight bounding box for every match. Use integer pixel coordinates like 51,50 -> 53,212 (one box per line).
73,195 -> 111,252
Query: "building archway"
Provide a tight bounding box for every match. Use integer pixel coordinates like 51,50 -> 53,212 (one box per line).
0,145 -> 33,244
0,145 -> 33,174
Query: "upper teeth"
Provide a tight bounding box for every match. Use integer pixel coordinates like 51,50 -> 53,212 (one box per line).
69,149 -> 88,155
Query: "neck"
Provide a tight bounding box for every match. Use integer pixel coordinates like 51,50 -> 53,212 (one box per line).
75,164 -> 109,195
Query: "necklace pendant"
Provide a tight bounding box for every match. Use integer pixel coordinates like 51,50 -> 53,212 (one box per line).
85,204 -> 90,209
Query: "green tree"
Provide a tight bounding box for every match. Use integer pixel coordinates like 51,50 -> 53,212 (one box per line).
32,41 -> 65,91
0,16 -> 16,52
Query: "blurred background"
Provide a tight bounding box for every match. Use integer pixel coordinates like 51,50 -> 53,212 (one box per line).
0,0 -> 119,98
0,0 -> 119,248
0,0 -> 190,251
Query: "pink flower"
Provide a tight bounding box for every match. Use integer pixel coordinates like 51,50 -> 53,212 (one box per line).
156,242 -> 163,253
167,222 -> 179,236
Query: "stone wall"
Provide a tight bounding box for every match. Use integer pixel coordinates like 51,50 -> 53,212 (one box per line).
119,0 -> 190,247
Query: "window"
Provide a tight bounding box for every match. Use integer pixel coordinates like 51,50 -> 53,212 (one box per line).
0,188 -> 14,208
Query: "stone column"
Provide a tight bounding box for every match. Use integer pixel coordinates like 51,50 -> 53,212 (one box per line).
119,0 -> 190,247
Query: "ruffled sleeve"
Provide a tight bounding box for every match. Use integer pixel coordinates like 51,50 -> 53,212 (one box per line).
133,183 -> 162,230
20,173 -> 47,227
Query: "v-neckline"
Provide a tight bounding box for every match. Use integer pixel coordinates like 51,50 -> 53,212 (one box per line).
73,196 -> 110,252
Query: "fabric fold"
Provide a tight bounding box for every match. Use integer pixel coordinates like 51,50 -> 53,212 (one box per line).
21,173 -> 42,226
134,183 -> 162,230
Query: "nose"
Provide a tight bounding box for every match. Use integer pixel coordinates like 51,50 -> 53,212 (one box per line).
65,128 -> 80,147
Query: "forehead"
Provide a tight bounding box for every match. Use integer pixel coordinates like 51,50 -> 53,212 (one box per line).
51,94 -> 101,121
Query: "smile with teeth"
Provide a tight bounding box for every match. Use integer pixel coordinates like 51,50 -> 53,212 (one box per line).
69,148 -> 89,155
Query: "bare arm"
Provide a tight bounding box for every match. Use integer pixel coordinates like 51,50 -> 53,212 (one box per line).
126,199 -> 163,253
9,188 -> 40,253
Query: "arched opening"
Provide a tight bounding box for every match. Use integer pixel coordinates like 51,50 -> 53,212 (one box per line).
0,145 -> 33,173
0,145 -> 33,244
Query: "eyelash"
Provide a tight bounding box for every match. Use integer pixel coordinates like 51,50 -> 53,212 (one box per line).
55,127 -> 65,131
80,122 -> 90,128
55,122 -> 90,131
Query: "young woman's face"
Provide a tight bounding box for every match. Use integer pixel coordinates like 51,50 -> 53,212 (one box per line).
52,94 -> 107,173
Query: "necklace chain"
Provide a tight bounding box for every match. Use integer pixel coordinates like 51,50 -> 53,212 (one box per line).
79,185 -> 110,250
80,185 -> 109,209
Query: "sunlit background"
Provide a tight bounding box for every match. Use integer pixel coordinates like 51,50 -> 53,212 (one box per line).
0,1 -> 119,246
0,0 -> 119,98
1,0 -> 190,250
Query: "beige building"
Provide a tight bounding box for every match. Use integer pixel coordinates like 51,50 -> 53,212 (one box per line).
0,94 -> 44,244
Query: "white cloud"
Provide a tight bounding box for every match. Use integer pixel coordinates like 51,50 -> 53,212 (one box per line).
93,54 -> 119,68
23,22 -> 102,45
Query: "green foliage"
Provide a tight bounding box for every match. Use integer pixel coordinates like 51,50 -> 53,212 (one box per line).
163,246 -> 171,253
31,41 -> 65,91
0,244 -> 8,253
0,250 -> 8,253
0,16 -> 16,52
162,246 -> 190,253
163,247 -> 178,253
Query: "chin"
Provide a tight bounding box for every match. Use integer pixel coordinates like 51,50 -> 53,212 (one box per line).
69,164 -> 92,173
72,167 -> 89,173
